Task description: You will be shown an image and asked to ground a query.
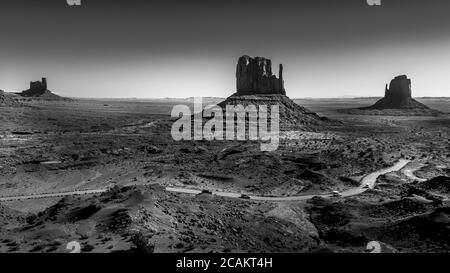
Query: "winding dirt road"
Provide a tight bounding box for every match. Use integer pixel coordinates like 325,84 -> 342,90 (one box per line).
0,159 -> 411,203
0,189 -> 107,202
401,162 -> 427,182
167,159 -> 411,201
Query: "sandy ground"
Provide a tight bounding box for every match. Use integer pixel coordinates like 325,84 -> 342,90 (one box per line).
0,97 -> 449,253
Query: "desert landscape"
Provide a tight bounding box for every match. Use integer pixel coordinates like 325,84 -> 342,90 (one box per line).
0,63 -> 449,253
1,0 -> 449,256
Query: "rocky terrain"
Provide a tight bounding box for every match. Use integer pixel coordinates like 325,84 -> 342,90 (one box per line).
0,96 -> 448,253
0,185 -> 320,253
217,94 -> 330,129
0,59 -> 448,253
0,90 -> 22,107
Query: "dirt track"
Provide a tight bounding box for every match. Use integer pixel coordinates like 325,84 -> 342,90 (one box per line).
0,160 -> 410,202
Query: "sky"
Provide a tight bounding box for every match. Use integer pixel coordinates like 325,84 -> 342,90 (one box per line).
0,0 -> 449,98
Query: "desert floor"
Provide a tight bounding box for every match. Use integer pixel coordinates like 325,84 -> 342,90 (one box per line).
0,97 -> 448,253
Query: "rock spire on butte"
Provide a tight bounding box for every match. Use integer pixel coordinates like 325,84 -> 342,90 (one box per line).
365,75 -> 429,110
17,78 -> 69,101
235,55 -> 286,95
217,55 -> 328,128
340,75 -> 442,116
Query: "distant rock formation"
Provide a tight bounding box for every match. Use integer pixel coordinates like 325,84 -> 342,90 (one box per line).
28,77 -> 48,96
215,55 -> 329,129
235,55 -> 285,95
340,75 -> 441,116
19,77 -> 49,97
364,75 -> 429,110
17,78 -> 69,101
218,94 -> 328,129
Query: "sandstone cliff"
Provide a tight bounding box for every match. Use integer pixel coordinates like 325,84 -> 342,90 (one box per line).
365,75 -> 429,110
236,55 -> 285,95
17,78 -> 69,101
215,55 -> 329,129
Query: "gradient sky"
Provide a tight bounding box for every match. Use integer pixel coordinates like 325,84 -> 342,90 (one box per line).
0,0 -> 449,98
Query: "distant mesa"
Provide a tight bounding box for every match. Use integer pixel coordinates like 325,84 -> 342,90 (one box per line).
217,55 -> 329,129
20,77 -> 48,97
17,77 -> 69,101
363,75 -> 429,110
342,75 -> 441,116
